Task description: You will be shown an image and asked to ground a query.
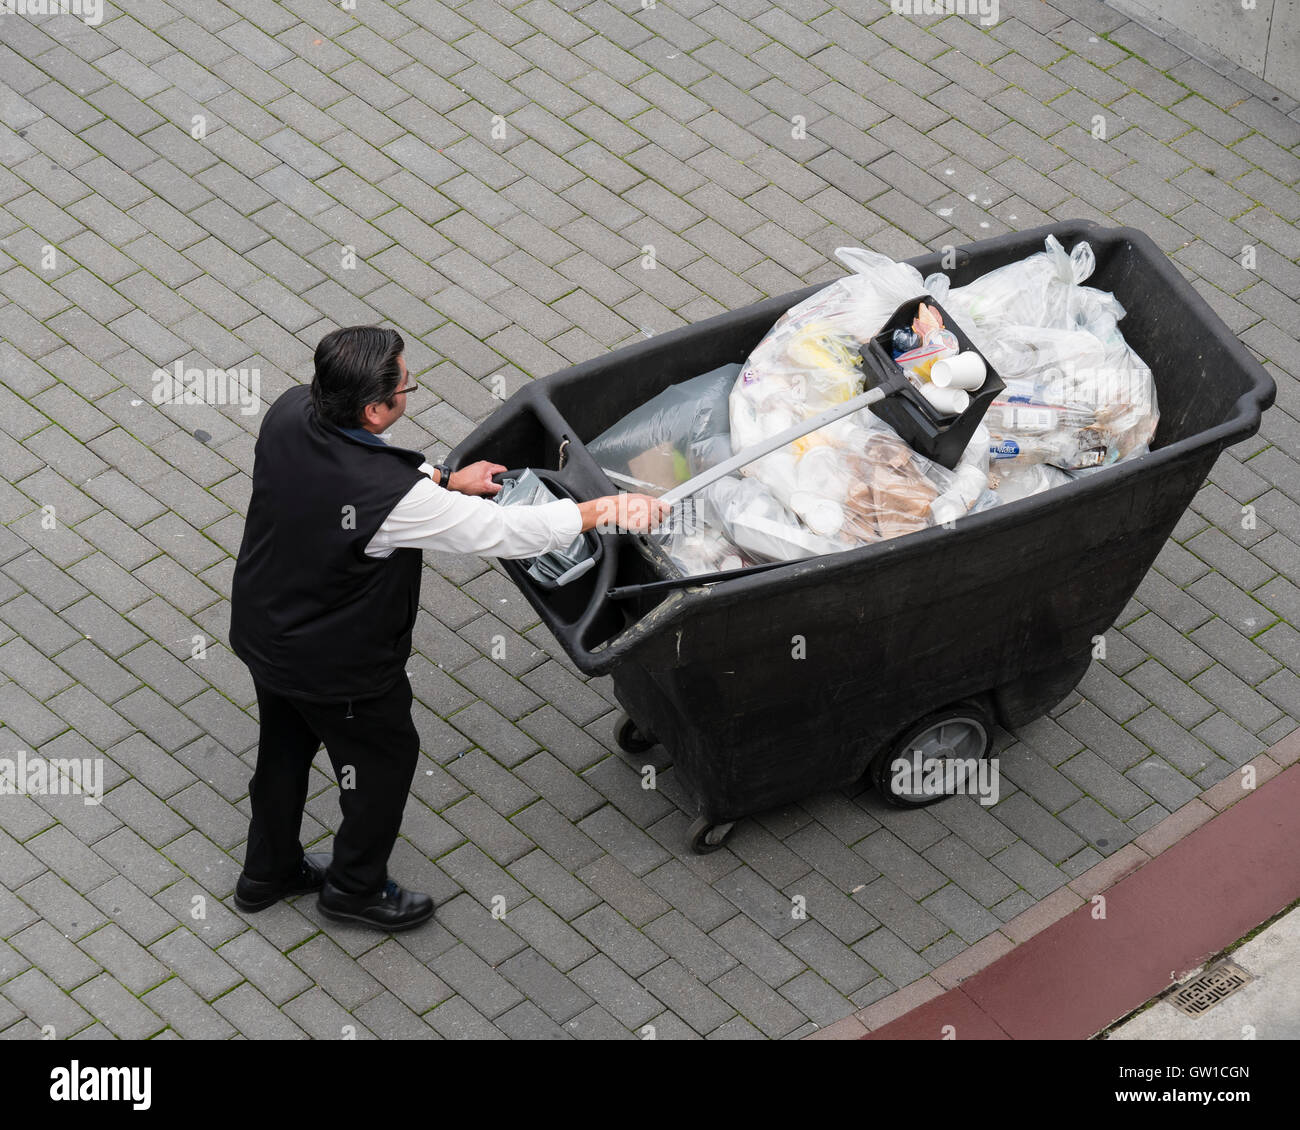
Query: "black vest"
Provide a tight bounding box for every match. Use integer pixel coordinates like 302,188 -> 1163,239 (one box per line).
230,385 -> 429,703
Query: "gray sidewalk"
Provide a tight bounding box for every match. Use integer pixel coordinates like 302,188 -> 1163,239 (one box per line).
0,0 -> 1298,1039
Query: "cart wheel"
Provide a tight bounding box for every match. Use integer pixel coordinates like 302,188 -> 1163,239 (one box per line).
687,815 -> 736,854
872,703 -> 993,808
614,712 -> 656,754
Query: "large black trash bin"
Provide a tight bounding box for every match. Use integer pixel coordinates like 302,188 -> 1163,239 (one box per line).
450,220 -> 1276,852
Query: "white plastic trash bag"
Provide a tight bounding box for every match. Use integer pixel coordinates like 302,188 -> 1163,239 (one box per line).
940,235 -> 1159,470
646,235 -> 1159,577
728,245 -> 989,553
730,246 -> 932,457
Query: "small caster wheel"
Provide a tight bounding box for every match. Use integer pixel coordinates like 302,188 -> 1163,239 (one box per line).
614,711 -> 655,754
871,701 -> 993,808
688,815 -> 736,854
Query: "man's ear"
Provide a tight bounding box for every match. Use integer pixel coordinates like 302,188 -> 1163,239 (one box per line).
360,401 -> 381,429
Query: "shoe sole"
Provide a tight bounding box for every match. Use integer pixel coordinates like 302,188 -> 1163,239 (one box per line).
318,901 -> 435,931
234,885 -> 324,914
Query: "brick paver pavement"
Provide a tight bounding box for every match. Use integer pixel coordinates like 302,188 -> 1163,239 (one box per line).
0,0 -> 1297,1039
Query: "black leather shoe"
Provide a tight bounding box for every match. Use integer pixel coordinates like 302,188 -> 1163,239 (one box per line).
235,852 -> 331,912
318,878 -> 434,931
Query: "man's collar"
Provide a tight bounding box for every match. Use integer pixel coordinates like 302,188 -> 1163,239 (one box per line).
324,416 -> 426,462
335,425 -> 391,446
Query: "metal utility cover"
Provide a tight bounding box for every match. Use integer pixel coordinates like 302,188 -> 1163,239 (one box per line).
1168,961 -> 1253,1017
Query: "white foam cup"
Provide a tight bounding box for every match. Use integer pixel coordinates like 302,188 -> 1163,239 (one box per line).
920,383 -> 970,415
931,351 -> 987,391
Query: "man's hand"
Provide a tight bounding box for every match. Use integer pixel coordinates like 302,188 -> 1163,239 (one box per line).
447,461 -> 506,496
577,493 -> 674,534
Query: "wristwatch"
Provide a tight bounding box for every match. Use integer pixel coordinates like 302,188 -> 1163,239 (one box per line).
433,463 -> 453,488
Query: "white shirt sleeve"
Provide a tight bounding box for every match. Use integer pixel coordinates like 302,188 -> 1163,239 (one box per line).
365,463 -> 584,559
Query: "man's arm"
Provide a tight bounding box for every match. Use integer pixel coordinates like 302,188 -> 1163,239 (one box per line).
367,470 -> 583,559
367,463 -> 675,559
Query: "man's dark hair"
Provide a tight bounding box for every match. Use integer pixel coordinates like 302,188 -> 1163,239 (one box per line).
311,326 -> 406,428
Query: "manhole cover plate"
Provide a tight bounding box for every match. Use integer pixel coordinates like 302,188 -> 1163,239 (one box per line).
1169,961 -> 1253,1017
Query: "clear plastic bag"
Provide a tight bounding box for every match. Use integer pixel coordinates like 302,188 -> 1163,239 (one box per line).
726,246 -> 979,552
640,237 -> 1158,577
939,236 -> 1158,470
663,518 -> 746,576
587,364 -> 739,495
495,470 -> 595,587
986,461 -> 1073,503
730,247 -> 931,457
662,474 -> 846,570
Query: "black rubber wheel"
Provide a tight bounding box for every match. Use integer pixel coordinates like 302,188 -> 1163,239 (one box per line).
871,702 -> 994,808
687,815 -> 736,854
614,711 -> 655,754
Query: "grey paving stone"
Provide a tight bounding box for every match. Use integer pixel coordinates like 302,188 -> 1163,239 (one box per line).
707,914 -> 803,990
778,968 -> 858,1027
495,998 -> 571,1039
571,904 -> 666,977
497,947 -> 591,1023
576,854 -> 671,926
563,1003 -> 637,1040
71,973 -> 165,1040
997,743 -> 1083,813
638,959 -> 734,1035
922,931 -> 971,970
497,898 -> 596,972
77,923 -> 169,994
149,928 -> 242,1001
352,990 -> 441,1041
919,884 -> 1003,945
1058,797 -> 1138,854
14,872 -> 106,941
922,836 -> 1018,907
511,800 -> 606,874
142,977 -> 237,1039
853,867 -> 953,952
429,943 -> 520,1018
989,791 -> 1086,864
643,909 -> 737,984
784,820 -> 878,892
86,876 -> 176,946
2,968 -> 93,1038
1059,749 -> 1154,821
218,930 -> 314,1006
577,803 -> 671,876
9,921 -> 98,990
212,982 -> 308,1039
569,953 -> 662,1029
852,925 -> 931,988
1193,711 -> 1266,767
1057,699 -> 1154,770
507,849 -> 600,921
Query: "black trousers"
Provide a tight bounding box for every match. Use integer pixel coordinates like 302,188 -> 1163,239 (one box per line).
243,674 -> 420,897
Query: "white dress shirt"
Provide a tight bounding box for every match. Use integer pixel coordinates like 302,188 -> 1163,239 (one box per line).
365,458 -> 583,560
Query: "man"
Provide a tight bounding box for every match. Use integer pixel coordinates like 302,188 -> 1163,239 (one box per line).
229,326 -> 669,930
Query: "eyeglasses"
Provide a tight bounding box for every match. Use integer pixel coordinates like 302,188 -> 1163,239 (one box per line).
392,380 -> 418,395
